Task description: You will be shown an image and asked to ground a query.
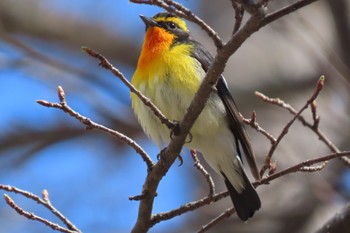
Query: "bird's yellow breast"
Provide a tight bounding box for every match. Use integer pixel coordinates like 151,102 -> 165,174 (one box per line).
131,26 -> 227,146
132,32 -> 203,105
131,36 -> 204,144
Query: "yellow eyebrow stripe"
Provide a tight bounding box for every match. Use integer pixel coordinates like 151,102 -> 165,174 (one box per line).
154,16 -> 188,31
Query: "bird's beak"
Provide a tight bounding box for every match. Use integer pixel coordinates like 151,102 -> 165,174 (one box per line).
140,15 -> 159,29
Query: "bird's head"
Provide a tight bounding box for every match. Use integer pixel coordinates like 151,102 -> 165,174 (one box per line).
139,12 -> 190,55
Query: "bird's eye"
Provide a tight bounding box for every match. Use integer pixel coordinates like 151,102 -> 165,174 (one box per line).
168,22 -> 177,29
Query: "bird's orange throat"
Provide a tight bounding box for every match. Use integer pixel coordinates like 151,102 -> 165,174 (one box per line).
137,27 -> 175,70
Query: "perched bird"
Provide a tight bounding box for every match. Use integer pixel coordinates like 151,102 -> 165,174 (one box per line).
131,12 -> 261,221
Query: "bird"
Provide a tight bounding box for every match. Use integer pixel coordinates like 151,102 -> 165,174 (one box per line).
131,12 -> 261,221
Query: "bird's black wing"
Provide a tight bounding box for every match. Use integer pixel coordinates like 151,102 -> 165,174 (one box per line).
190,40 -> 260,180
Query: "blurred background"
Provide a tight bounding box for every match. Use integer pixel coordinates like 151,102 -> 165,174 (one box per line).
0,0 -> 349,232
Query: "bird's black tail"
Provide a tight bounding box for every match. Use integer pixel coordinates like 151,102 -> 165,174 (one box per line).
222,172 -> 261,221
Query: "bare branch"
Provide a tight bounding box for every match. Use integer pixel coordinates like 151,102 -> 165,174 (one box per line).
37,86 -> 155,170
4,194 -> 78,233
1,185 -> 80,232
190,149 -> 215,197
255,151 -> 350,186
82,47 -> 175,130
242,111 -> 276,145
197,208 -> 235,233
140,150 -> 349,229
150,190 -> 228,226
315,203 -> 350,233
261,0 -> 320,27
3,194 -> 78,233
256,78 -> 350,166
256,76 -> 325,176
230,1 -> 244,34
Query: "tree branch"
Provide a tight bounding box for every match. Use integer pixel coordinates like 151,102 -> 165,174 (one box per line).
190,149 -> 215,197
256,80 -> 350,166
242,111 -> 277,145
315,202 -> 350,233
149,150 -> 349,229
230,1 -> 245,34
130,3 -> 267,232
257,76 -> 325,176
261,0 -> 320,27
255,151 -> 350,186
37,86 -> 155,170
82,47 -> 175,131
4,194 -> 78,233
197,208 -> 235,233
29,0 -> 338,232
1,185 -> 80,233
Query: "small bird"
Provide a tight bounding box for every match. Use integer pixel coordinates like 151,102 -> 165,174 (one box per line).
131,12 -> 261,221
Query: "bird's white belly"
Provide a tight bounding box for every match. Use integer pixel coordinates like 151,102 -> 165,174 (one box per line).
133,76 -> 244,191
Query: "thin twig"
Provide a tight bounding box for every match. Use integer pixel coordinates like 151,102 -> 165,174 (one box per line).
242,111 -> 276,145
190,149 -> 215,197
256,76 -> 325,176
1,185 -> 80,232
255,151 -> 350,186
148,150 -> 350,227
261,0 -> 319,27
151,190 -> 228,226
231,1 -> 244,34
161,149 -> 349,224
37,86 -> 155,170
3,194 -> 78,233
82,47 -> 175,131
241,111 -> 279,177
4,195 -> 78,233
197,208 -> 235,233
256,78 -> 350,166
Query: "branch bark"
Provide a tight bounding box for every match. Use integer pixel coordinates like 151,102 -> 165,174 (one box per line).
315,203 -> 350,233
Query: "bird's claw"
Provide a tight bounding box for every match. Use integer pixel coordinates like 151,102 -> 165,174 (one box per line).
156,148 -> 183,166
177,154 -> 183,166
170,121 -> 193,144
170,121 -> 180,139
